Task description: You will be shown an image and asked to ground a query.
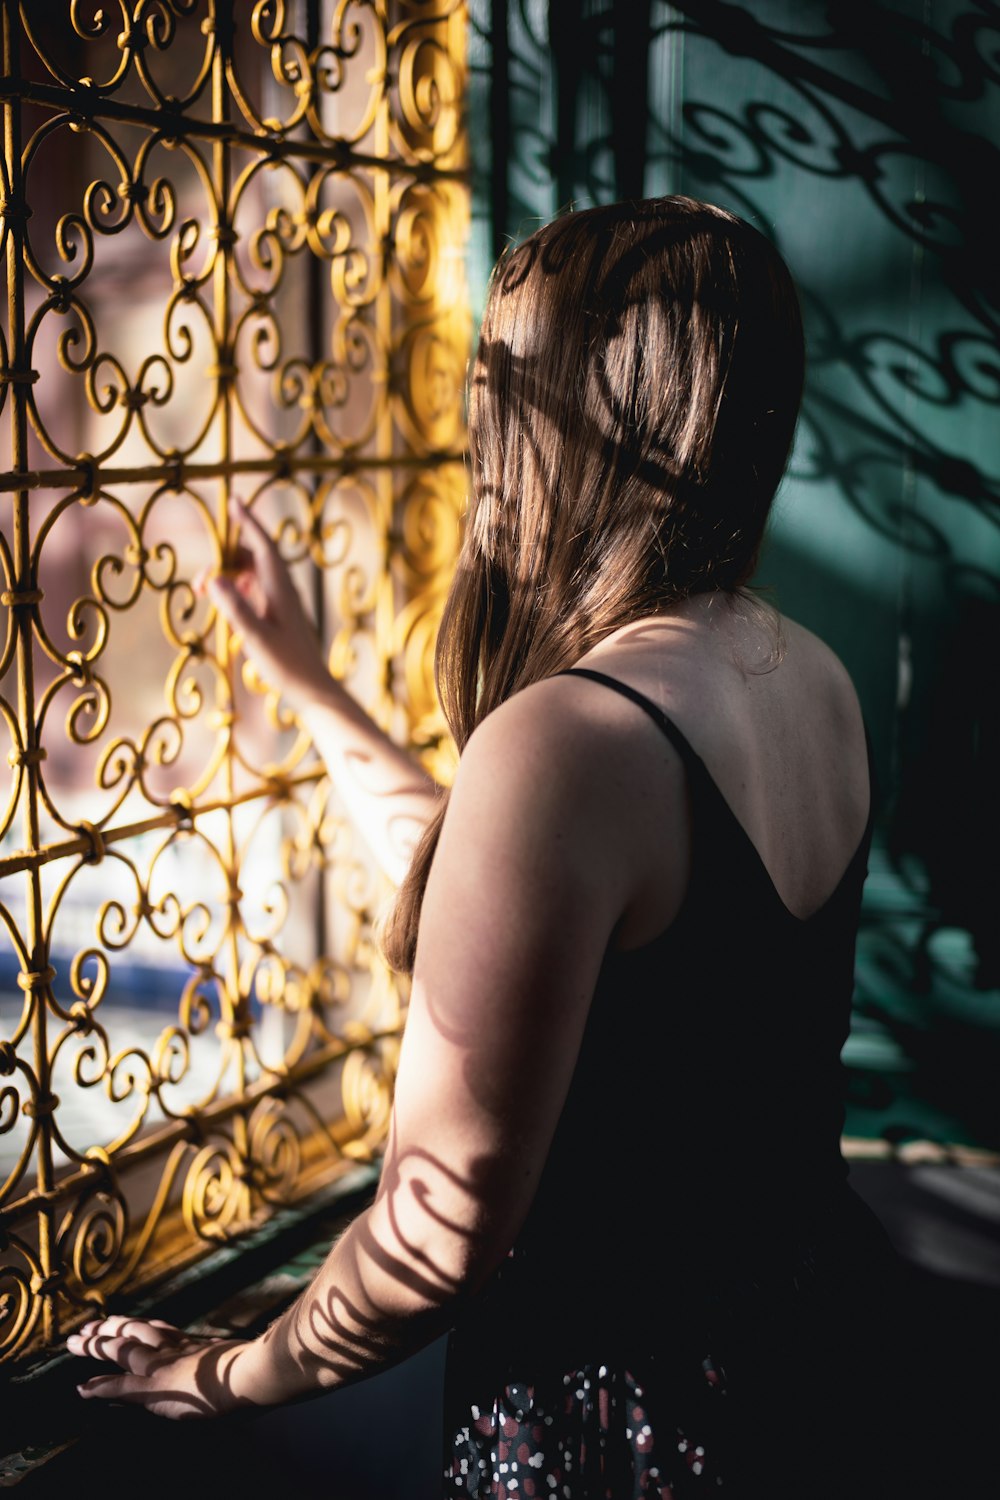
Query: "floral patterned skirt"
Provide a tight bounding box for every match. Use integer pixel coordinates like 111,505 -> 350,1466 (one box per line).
443,1354 -> 727,1499
441,1186 -> 906,1499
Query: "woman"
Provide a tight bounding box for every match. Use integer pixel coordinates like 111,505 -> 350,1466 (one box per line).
67,198 -> 902,1497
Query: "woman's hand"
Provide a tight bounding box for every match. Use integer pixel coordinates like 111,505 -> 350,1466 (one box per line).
67,1315 -> 257,1421
203,497 -> 331,712
202,497 -> 439,883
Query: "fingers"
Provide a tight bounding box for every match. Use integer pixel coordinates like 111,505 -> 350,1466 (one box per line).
227,496 -> 284,593
187,499 -> 323,699
77,1372 -> 130,1400
66,1332 -> 151,1372
190,498 -> 279,604
207,571 -> 265,637
67,1317 -> 241,1420
76,1372 -> 211,1420
66,1315 -> 186,1372
81,1314 -> 179,1342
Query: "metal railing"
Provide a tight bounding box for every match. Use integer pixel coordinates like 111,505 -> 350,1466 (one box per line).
0,0 -> 468,1363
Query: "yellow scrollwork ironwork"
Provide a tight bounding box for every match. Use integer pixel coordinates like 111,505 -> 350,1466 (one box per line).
0,0 -> 468,1362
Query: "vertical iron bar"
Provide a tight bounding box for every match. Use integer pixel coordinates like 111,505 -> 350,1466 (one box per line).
306,0 -> 329,967
374,9 -> 393,725
211,1 -> 252,1219
2,0 -> 56,1341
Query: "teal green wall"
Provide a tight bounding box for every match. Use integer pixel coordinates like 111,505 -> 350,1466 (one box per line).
468,0 -> 1000,1149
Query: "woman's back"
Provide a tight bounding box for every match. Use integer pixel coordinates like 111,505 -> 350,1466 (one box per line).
564,596 -> 872,938
428,593 -> 874,1235
442,599 -> 898,1498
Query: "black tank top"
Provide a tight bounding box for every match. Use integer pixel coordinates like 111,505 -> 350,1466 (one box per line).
445,666 -> 901,1497
488,666 -> 880,1359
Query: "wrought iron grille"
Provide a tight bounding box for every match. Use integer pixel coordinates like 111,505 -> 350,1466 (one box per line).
0,0 -> 468,1363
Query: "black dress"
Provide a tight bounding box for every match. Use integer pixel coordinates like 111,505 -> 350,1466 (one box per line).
442,668 -> 903,1500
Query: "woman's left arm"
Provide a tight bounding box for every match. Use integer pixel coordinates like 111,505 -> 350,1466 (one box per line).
67,683 -> 640,1418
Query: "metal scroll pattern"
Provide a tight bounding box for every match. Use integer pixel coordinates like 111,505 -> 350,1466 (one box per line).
0,0 -> 468,1361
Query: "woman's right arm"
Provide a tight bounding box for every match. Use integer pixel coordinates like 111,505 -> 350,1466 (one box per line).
68,678 -> 633,1418
206,498 -> 440,886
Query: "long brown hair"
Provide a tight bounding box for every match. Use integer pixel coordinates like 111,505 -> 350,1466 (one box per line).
382,196 -> 805,973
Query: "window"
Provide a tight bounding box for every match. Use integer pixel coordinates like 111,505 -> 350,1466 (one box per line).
0,0 -> 468,1363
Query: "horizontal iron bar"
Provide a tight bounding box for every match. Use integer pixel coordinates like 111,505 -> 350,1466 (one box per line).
0,766 -> 327,875
0,448 -> 468,496
0,75 -> 469,183
0,1023 -> 401,1222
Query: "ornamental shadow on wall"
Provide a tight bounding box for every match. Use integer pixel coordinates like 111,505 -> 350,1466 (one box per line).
0,0 -> 468,1364
468,0 -> 1000,1152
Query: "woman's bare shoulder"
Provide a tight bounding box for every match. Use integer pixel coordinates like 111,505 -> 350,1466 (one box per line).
779,611 -> 846,664
443,670 -> 691,953
778,614 -> 864,724
454,670 -> 689,862
464,669 -> 674,764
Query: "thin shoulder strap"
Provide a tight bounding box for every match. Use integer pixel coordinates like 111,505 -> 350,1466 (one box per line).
554,667 -> 706,773
560,665 -> 880,836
